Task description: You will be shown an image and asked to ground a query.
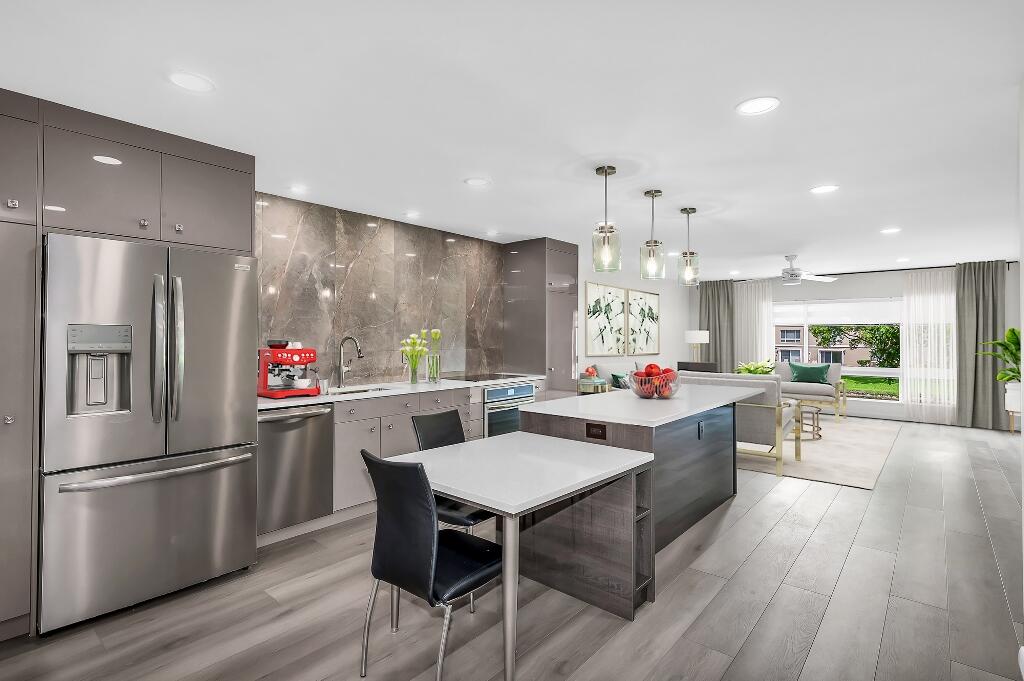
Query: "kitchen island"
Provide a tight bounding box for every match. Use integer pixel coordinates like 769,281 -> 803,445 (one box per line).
520,384 -> 763,551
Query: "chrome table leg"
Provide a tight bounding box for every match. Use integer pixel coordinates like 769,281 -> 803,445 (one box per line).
502,515 -> 519,681
390,585 -> 400,633
360,579 -> 380,678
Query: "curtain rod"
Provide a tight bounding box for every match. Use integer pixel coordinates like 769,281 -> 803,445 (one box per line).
728,260 -> 1018,283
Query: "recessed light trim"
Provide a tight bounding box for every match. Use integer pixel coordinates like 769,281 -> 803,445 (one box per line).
168,71 -> 216,93
464,177 -> 491,187
43,205 -> 66,212
289,184 -> 307,195
880,227 -> 901,235
735,96 -> 780,116
810,185 -> 839,194
92,155 -> 122,165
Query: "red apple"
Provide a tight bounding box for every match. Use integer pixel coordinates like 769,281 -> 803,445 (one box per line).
644,363 -> 662,377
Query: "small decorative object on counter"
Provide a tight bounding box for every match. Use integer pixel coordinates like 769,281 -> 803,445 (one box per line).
400,331 -> 429,384
629,363 -> 679,399
427,328 -> 442,383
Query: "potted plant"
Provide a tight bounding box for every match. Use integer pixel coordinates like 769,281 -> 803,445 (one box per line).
978,327 -> 1021,426
736,360 -> 776,375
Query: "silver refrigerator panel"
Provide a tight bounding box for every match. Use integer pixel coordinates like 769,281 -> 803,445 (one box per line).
167,248 -> 257,455
38,445 -> 257,633
42,234 -> 168,473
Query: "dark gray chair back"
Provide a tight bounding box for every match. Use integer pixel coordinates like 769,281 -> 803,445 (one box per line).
411,409 -> 466,450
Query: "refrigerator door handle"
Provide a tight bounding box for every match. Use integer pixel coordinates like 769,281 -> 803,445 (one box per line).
57,452 -> 252,493
171,275 -> 185,421
151,274 -> 167,423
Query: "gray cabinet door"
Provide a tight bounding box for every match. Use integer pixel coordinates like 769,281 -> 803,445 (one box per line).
42,127 -> 161,239
161,155 -> 253,252
0,222 -> 35,623
380,413 -> 420,458
333,418 -> 380,511
546,291 -> 578,392
167,248 -> 257,455
0,115 -> 38,225
545,247 -> 578,294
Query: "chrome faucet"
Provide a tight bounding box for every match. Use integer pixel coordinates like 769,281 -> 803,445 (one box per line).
337,335 -> 365,387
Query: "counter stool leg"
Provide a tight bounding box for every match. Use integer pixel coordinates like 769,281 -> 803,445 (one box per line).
360,579 -> 380,678
390,585 -> 400,633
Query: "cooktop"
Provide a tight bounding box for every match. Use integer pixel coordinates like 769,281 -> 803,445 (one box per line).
456,373 -> 531,382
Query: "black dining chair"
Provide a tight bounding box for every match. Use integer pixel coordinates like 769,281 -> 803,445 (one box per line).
411,409 -> 496,614
359,451 -> 502,681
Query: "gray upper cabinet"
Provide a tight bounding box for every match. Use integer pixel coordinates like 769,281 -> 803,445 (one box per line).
161,155 -> 253,252
546,246 -> 578,294
0,115 -> 38,225
43,127 -> 161,239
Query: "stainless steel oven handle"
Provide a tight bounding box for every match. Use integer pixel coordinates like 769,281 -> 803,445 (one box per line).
170,275 -> 185,421
58,453 -> 253,493
151,274 -> 166,423
257,406 -> 332,423
484,397 -> 536,412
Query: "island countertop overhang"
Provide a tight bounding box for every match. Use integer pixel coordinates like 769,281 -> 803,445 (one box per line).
519,384 -> 765,428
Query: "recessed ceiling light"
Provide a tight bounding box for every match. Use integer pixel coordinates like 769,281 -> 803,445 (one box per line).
810,185 -> 839,194
405,210 -> 420,219
92,155 -> 121,165
255,200 -> 270,207
880,227 -> 901,235
270,233 -> 288,239
43,205 -> 66,212
667,251 -> 680,257
735,96 -> 780,116
486,229 -> 499,237
729,270 -> 741,276
366,222 -> 378,227
290,184 -> 307,194
464,177 -> 491,187
896,257 -> 910,263
446,238 -> 456,242
169,71 -> 216,93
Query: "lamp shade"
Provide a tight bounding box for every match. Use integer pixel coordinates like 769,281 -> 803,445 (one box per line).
684,330 -> 710,344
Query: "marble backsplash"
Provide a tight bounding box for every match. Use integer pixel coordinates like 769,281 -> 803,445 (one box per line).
256,193 -> 504,385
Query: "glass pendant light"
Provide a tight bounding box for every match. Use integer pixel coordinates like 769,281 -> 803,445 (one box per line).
678,207 -> 700,286
641,189 -> 665,279
592,165 -> 621,272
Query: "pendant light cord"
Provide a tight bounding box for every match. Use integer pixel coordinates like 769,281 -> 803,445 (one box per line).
603,170 -> 608,229
686,212 -> 691,252
649,193 -> 655,241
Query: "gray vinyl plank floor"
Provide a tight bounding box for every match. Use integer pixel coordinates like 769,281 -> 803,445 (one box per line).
0,421 -> 1020,681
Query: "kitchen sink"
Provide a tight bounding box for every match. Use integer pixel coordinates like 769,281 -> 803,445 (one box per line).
326,387 -> 392,395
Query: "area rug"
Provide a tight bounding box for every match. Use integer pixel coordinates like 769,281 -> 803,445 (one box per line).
736,415 -> 903,489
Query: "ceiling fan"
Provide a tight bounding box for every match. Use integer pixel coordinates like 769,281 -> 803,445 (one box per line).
780,255 -> 837,285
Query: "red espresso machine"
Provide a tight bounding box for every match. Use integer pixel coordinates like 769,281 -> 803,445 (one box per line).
257,346 -> 321,398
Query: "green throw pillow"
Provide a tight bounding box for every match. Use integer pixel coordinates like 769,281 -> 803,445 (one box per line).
789,362 -> 831,384
611,372 -> 629,389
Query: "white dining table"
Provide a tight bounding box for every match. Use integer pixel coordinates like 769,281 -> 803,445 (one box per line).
392,430 -> 654,681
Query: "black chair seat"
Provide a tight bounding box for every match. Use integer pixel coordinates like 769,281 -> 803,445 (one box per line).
432,529 -> 503,603
435,497 -> 495,527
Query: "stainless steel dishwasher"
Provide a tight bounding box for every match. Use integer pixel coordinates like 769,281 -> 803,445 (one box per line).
256,404 -> 334,534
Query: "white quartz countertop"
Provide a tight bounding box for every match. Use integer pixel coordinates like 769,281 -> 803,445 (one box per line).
519,384 -> 764,427
391,431 -> 654,516
256,375 -> 545,411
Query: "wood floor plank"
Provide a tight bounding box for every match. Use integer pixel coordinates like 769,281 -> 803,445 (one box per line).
783,538 -> 852,596
720,584 -> 827,681
986,515 -> 1024,624
798,545 -> 895,681
907,453 -> 945,511
943,465 -> 989,538
946,528 -> 1022,679
891,505 -> 948,609
642,637 -> 732,681
950,661 -> 1020,681
973,465 -> 1022,523
990,444 -> 1023,506
854,479 -> 909,554
805,486 -> 871,545
874,596 -> 950,681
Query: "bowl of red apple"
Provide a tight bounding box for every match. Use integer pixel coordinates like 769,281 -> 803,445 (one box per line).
628,363 -> 680,399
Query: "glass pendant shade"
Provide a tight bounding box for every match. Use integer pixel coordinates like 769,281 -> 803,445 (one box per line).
592,223 -> 621,272
678,251 -> 700,286
641,239 -> 665,279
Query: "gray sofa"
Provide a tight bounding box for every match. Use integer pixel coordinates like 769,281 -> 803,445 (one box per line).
774,362 -> 847,420
678,370 -> 801,476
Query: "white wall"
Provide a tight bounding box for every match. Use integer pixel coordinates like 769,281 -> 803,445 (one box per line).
576,241 -> 691,376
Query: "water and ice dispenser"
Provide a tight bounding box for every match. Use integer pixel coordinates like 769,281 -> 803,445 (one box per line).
66,324 -> 132,415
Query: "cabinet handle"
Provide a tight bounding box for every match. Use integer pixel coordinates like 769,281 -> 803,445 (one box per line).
139,218 -> 150,228
388,424 -> 394,430
434,397 -> 441,403
405,402 -> 413,408
174,223 -> 184,233
349,408 -> 356,414
2,415 -> 13,425
370,426 -> 377,433
6,199 -> 18,209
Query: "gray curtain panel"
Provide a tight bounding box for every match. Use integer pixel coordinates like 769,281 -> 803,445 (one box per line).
955,260 -> 1007,429
698,280 -> 734,373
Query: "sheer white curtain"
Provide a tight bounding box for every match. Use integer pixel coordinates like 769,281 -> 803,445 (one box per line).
733,279 -> 774,367
901,269 -> 958,424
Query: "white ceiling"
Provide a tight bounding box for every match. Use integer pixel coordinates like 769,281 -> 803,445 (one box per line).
3,1 -> 1023,280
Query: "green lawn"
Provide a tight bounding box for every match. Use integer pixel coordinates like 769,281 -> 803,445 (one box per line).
844,375 -> 900,400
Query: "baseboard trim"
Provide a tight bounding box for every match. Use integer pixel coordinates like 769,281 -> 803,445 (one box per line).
256,501 -> 376,548
0,614 -> 29,643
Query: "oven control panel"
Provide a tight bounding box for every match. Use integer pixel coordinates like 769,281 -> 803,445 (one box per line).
484,383 -> 535,402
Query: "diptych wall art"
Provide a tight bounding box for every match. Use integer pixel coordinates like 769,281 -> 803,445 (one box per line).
584,282 -> 626,356
627,289 -> 660,356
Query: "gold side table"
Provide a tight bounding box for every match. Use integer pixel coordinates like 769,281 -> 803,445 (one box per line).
801,405 -> 822,441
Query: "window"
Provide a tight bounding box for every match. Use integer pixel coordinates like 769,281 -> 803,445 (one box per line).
779,329 -> 801,343
819,350 -> 843,364
777,349 -> 802,363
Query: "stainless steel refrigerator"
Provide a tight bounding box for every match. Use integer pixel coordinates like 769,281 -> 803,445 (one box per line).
38,233 -> 258,633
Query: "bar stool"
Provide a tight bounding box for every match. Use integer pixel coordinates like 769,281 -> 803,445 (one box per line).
359,452 -> 502,681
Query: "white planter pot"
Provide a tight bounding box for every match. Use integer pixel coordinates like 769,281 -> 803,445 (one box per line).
1005,382 -> 1021,414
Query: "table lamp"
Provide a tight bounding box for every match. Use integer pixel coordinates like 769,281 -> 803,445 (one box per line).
685,330 -> 710,361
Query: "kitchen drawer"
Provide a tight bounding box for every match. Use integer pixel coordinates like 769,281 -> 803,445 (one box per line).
448,402 -> 483,423
420,390 -> 451,411
464,419 -> 484,440
375,394 -> 420,417
532,379 -> 546,392
333,399 -> 387,423
451,388 -> 471,406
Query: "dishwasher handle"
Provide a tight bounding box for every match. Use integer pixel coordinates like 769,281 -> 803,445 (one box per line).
257,405 -> 333,423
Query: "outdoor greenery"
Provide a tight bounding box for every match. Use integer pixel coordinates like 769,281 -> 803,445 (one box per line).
809,323 -> 900,368
844,375 -> 900,400
978,327 -> 1021,383
736,360 -> 775,375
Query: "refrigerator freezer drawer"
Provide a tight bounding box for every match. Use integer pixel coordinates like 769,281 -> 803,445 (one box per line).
38,446 -> 257,633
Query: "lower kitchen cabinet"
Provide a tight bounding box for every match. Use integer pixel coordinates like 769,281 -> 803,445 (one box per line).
333,417 -> 379,512
380,413 -> 420,458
